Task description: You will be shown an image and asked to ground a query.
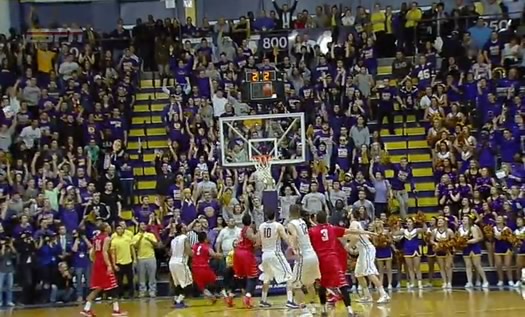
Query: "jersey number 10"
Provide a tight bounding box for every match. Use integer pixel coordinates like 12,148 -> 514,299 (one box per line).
264,227 -> 272,238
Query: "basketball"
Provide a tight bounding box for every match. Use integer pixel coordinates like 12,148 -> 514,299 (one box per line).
262,83 -> 273,97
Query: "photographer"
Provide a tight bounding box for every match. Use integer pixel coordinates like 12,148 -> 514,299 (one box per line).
70,228 -> 92,302
15,231 -> 36,305
50,262 -> 74,304
37,232 -> 61,302
0,237 -> 16,307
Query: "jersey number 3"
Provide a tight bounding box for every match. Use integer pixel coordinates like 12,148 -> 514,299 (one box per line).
320,229 -> 329,242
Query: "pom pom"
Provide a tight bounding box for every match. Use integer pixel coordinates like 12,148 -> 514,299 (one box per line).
415,211 -> 427,226
454,235 -> 468,250
387,215 -> 401,229
483,225 -> 494,241
373,233 -> 391,248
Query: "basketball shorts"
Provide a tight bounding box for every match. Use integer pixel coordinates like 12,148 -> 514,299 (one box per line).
169,260 -> 193,288
192,266 -> 217,291
259,251 -> 293,284
355,246 -> 379,278
292,251 -> 321,288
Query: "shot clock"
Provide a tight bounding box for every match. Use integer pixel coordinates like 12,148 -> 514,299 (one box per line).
241,70 -> 285,103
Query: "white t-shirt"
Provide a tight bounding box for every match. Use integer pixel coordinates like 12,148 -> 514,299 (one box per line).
212,94 -> 227,117
19,126 -> 41,149
215,226 -> 241,254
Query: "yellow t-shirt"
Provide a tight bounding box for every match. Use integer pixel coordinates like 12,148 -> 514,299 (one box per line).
371,12 -> 386,33
37,49 -> 56,74
132,232 -> 158,260
111,234 -> 133,265
112,229 -> 134,240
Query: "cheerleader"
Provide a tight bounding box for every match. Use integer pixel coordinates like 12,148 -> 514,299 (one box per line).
494,215 -> 516,286
431,217 -> 455,288
514,217 -> 525,286
391,223 -> 405,289
458,216 -> 489,288
372,219 -> 393,289
480,202 -> 497,267
394,218 -> 425,289
425,217 -> 437,287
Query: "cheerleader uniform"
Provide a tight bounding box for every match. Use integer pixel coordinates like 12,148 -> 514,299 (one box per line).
403,229 -> 422,257
426,228 -> 435,258
434,228 -> 451,257
494,226 -> 513,255
376,230 -> 393,260
514,227 -> 525,256
458,225 -> 482,256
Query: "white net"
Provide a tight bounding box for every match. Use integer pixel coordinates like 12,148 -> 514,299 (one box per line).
252,156 -> 275,190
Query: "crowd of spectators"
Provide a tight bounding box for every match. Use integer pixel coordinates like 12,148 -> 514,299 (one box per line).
0,0 -> 524,308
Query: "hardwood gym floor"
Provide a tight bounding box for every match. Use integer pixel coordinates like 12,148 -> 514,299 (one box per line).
3,289 -> 525,317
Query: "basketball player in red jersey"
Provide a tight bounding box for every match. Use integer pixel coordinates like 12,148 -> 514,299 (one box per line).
81,223 -> 127,317
191,232 -> 225,304
233,213 -> 258,308
327,235 -> 350,305
309,211 -> 373,317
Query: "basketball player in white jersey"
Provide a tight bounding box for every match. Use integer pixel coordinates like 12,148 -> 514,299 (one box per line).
349,210 -> 390,304
168,224 -> 193,308
258,209 -> 299,309
287,204 -> 320,314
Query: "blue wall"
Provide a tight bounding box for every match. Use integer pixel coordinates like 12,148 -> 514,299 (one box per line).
9,0 -> 183,32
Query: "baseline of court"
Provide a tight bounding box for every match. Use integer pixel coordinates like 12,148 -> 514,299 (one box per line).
3,289 -> 525,317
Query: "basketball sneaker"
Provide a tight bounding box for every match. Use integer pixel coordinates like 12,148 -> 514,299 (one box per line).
259,301 -> 272,308
243,295 -> 253,308
224,295 -> 234,307
286,301 -> 300,309
111,311 -> 128,317
80,310 -> 96,317
377,294 -> 391,304
174,301 -> 188,309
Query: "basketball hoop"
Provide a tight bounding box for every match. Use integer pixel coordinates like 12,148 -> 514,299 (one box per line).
251,155 -> 275,190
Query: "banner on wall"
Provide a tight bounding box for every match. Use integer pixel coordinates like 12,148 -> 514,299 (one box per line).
19,0 -> 92,2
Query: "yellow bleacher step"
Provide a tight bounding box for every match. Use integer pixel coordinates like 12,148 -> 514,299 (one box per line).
134,195 -> 158,204
132,116 -> 163,125
414,182 -> 435,191
390,154 -> 431,163
378,65 -> 392,76
136,92 -> 169,101
133,166 -> 156,176
381,127 -> 425,136
128,140 -> 167,150
138,180 -> 156,190
129,127 -> 167,137
134,103 -> 166,112
409,197 -> 437,207
385,140 -> 428,150
140,79 -> 162,89
384,168 -> 433,178
130,153 -> 156,161
120,210 -> 132,220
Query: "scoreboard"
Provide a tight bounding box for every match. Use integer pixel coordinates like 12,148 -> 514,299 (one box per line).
241,70 -> 285,103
